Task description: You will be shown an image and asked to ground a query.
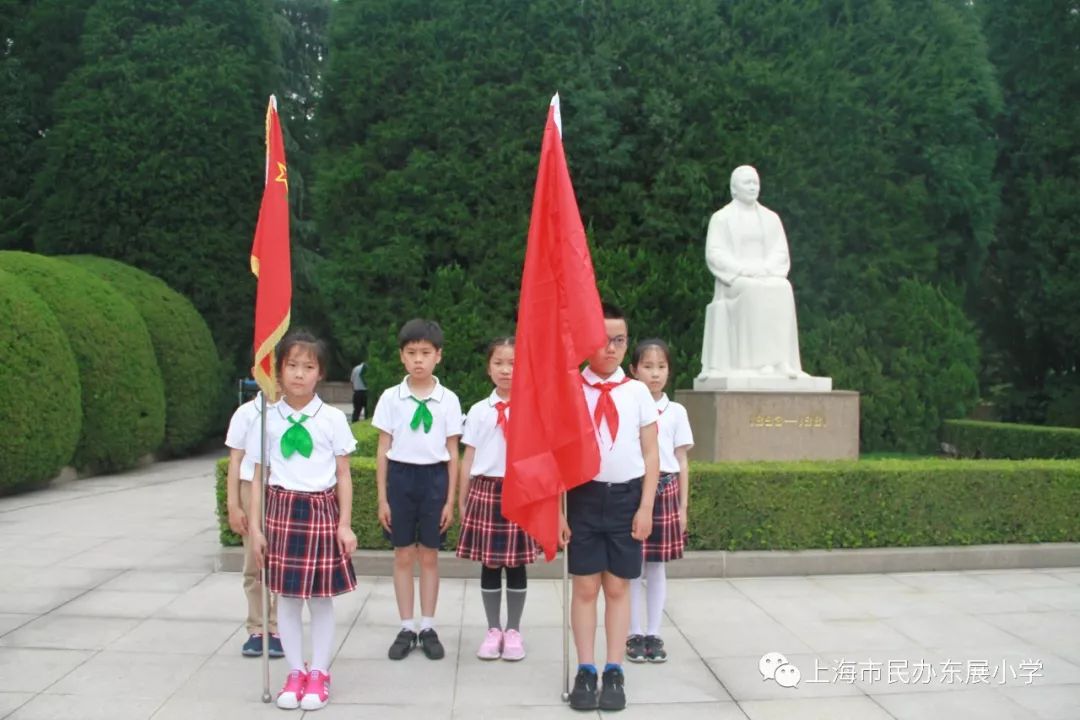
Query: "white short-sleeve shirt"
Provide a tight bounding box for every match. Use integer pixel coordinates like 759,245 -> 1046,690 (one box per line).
245,394 -> 357,492
656,394 -> 694,473
581,367 -> 657,484
462,390 -> 509,477
371,377 -> 463,464
224,393 -> 271,481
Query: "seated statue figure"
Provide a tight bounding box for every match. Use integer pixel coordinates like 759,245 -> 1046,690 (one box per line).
696,165 -> 827,390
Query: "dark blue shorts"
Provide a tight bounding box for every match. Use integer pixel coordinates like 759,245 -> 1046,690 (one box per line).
384,460 -> 449,549
566,478 -> 643,579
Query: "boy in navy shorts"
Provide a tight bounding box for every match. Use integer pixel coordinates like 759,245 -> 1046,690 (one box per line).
373,319 -> 463,660
566,303 -> 659,711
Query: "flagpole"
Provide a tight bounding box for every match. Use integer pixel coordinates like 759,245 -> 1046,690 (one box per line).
259,393 -> 271,703
561,491 -> 570,702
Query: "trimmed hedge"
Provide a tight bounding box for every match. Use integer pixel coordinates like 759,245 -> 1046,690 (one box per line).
0,269 -> 82,492
0,252 -> 165,472
216,457 -> 1080,550
943,419 -> 1080,459
65,255 -> 221,455
350,420 -> 380,457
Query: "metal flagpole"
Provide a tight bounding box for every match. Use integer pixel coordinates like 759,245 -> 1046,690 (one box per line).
259,393 -> 272,703
561,491 -> 570,702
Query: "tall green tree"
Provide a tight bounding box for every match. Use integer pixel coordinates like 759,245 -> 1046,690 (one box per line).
978,0 -> 1080,426
0,0 -> 95,249
316,0 -> 998,450
272,0 -> 337,370
313,0 -> 993,451
31,0 -> 279,372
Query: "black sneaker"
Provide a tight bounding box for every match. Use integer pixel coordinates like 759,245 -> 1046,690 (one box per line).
599,666 -> 626,711
644,635 -> 667,663
568,667 -> 599,711
625,634 -> 647,663
388,629 -> 417,660
418,628 -> 445,660
241,633 -> 263,657
267,633 -> 285,659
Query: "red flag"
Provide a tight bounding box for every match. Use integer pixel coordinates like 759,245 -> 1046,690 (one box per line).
503,94 -> 608,561
250,95 -> 292,402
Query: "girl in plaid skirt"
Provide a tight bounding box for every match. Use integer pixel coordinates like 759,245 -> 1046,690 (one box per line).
249,331 -> 358,711
626,339 -> 693,664
456,337 -> 538,661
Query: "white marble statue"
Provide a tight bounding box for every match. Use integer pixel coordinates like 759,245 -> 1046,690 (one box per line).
695,165 -> 831,392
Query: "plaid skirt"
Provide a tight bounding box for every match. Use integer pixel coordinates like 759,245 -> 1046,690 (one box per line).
643,473 -> 685,562
266,485 -> 357,598
456,476 -> 539,567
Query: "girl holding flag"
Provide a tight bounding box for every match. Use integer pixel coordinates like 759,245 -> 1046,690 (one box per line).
249,330 -> 358,711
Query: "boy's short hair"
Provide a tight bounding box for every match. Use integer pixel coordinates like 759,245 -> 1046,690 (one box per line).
601,302 -> 625,321
398,318 -> 444,349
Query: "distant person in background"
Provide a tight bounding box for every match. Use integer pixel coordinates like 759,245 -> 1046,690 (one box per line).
351,359 -> 367,422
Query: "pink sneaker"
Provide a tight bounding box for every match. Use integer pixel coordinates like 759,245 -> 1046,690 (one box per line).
300,669 -> 330,710
276,669 -> 307,709
476,628 -> 503,660
501,629 -> 526,661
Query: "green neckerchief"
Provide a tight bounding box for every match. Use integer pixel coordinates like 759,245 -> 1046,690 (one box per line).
281,414 -> 314,458
409,396 -> 434,433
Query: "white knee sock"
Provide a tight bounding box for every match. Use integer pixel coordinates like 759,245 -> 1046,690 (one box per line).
308,597 -> 336,674
277,595 -> 305,672
629,562 -> 645,637
645,562 -> 667,636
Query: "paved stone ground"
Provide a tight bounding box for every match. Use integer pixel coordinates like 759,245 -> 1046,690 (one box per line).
0,454 -> 1078,719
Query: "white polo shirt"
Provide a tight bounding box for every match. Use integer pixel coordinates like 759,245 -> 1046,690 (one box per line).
656,394 -> 694,474
462,390 -> 509,477
224,393 -> 271,481
245,395 -> 357,492
372,377 -> 463,464
581,367 -> 656,484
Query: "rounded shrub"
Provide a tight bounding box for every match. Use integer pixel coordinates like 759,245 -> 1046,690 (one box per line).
65,255 -> 221,455
0,251 -> 165,472
0,268 -> 83,492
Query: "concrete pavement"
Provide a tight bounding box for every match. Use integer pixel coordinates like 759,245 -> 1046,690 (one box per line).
0,454 -> 1078,719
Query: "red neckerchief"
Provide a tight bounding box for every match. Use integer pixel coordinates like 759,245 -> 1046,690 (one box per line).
582,375 -> 632,442
494,400 -> 509,438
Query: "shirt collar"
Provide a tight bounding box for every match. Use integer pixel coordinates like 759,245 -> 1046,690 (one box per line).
397,376 -> 446,402
279,394 -> 322,418
582,366 -> 626,385
656,393 -> 670,413
487,389 -> 510,407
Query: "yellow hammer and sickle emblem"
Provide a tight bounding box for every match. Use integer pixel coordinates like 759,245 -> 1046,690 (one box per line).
274,161 -> 288,191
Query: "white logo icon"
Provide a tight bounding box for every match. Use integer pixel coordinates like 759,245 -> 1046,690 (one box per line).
759,652 -> 800,689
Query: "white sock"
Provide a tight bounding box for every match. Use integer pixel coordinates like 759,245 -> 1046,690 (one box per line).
308,597 -> 335,674
401,618 -> 416,632
420,616 -> 435,632
277,595 -> 305,672
645,562 -> 667,636
629,565 -> 645,636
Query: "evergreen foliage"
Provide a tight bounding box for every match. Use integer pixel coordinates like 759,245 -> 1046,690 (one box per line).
977,0 -> 1080,425
0,251 -> 165,472
0,0 -> 95,250
315,0 -> 999,443
215,456 -> 1080,549
944,419 -> 1080,460
0,268 -> 82,492
66,255 -> 221,455
30,0 -> 280,373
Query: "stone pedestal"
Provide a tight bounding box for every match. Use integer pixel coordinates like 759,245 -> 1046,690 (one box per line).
693,374 -> 832,392
675,389 -> 860,462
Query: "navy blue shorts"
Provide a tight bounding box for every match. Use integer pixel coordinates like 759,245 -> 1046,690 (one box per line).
384,460 -> 449,549
566,478 -> 643,579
